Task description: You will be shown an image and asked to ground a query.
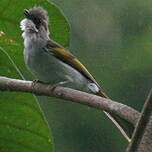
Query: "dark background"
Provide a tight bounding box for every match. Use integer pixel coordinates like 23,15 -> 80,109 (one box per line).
37,0 -> 152,152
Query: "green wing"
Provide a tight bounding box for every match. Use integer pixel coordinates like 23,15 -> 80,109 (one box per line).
46,40 -> 100,88
46,40 -> 134,140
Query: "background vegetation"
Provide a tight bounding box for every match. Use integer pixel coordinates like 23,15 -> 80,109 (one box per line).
0,0 -> 152,152
46,0 -> 152,151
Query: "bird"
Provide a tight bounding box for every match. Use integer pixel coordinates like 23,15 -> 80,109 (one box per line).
20,6 -> 133,141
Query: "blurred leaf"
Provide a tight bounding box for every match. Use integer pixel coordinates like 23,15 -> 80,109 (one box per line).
0,0 -> 70,151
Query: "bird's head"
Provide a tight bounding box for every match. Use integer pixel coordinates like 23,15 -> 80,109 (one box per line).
20,7 -> 49,34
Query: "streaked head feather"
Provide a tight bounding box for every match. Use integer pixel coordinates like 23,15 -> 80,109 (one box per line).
26,7 -> 48,23
21,6 -> 49,33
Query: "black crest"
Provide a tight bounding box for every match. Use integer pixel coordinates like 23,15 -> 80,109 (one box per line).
24,7 -> 48,30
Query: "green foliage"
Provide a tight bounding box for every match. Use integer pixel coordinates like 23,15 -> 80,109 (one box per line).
0,0 -> 70,151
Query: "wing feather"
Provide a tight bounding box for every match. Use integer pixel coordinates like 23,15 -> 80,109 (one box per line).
46,40 -> 100,87
45,40 -> 133,140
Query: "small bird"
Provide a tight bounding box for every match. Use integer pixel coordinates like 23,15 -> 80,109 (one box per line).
20,6 -> 132,140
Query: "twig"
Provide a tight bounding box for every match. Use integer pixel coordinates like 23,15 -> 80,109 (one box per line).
126,89 -> 152,152
0,76 -> 140,127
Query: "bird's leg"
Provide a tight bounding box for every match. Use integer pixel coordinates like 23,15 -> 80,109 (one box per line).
51,75 -> 74,91
50,80 -> 71,91
31,79 -> 46,91
32,79 -> 44,84
31,78 -> 72,92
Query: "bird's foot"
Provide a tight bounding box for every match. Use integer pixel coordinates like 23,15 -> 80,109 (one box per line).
31,79 -> 70,92
31,79 -> 46,90
50,80 -> 70,91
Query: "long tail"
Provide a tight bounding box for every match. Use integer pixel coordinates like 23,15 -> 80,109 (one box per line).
96,90 -> 134,142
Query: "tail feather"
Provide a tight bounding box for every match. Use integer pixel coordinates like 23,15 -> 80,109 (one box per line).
96,90 -> 134,141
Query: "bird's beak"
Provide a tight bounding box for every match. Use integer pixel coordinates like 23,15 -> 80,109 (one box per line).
24,9 -> 29,18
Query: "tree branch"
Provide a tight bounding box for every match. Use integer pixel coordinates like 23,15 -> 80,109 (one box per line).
126,89 -> 152,152
0,76 -> 140,127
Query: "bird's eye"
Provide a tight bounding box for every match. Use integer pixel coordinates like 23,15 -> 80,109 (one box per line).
32,17 -> 42,29
31,16 -> 41,25
36,18 -> 41,24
